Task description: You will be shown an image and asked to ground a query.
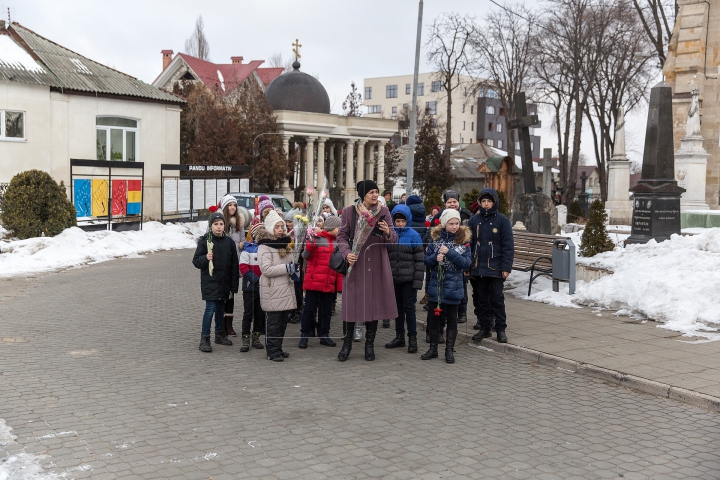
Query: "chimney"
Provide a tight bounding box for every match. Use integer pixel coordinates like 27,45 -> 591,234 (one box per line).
161,50 -> 173,70
231,56 -> 243,64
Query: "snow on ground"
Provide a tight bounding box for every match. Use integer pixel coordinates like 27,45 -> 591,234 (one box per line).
510,227 -> 720,341
0,419 -> 53,480
0,221 -> 206,278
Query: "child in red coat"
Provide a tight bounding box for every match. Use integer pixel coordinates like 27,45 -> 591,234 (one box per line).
298,215 -> 343,349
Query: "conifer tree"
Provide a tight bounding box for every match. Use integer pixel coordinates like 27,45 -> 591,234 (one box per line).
462,188 -> 480,208
568,199 -> 584,223
382,142 -> 402,192
497,191 -> 510,216
413,108 -> 455,198
342,82 -> 363,117
580,199 -> 615,257
423,186 -> 443,212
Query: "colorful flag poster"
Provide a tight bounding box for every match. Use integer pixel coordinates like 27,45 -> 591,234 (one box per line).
91,179 -> 109,216
74,179 -> 91,217
112,180 -> 128,216
126,180 -> 142,215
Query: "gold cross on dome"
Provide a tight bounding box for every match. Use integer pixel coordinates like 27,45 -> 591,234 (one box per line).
292,39 -> 302,61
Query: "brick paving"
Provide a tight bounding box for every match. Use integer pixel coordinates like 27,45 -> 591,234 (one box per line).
0,249 -> 718,479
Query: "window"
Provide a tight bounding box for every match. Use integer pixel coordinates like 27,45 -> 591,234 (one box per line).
418,82 -> 424,96
0,110 -> 25,140
365,86 -> 372,99
496,124 -> 503,133
486,139 -> 494,147
366,105 -> 382,114
471,122 -> 474,131
403,103 -> 409,109
272,197 -> 293,211
386,84 -> 398,98
463,121 -> 466,130
488,123 -> 493,131
431,81 -> 443,92
497,140 -> 503,149
96,116 -> 138,161
426,101 -> 437,115
486,106 -> 495,115
462,104 -> 465,113
470,105 -> 474,114
463,87 -> 467,96
515,142 -> 520,150
499,108 -> 505,116
531,142 -> 535,151
406,83 -> 411,95
392,106 -> 398,118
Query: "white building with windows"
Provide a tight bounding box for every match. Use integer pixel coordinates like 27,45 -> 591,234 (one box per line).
363,72 -> 480,145
0,22 -> 184,219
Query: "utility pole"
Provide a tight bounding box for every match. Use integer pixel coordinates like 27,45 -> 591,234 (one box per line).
405,0 -> 423,195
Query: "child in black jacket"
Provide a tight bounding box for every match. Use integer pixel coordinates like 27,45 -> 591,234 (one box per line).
193,212 -> 240,352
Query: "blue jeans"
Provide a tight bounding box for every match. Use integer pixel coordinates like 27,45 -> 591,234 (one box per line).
201,300 -> 225,336
394,282 -> 418,336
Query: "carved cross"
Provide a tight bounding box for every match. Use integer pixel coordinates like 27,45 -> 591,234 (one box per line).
292,39 -> 302,61
539,148 -> 556,196
507,92 -> 540,194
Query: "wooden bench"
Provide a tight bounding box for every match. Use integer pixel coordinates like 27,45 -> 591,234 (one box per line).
512,231 -> 569,296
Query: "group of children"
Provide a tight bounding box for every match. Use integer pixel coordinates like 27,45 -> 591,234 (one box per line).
193,186 -> 514,365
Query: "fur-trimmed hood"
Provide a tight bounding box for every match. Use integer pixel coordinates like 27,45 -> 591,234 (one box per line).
255,227 -> 293,257
430,225 -> 471,244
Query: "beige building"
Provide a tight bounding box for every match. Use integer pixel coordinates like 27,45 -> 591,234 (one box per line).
363,73 -> 480,145
0,22 -> 183,221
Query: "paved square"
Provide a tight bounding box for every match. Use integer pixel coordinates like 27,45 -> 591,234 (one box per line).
0,250 -> 718,479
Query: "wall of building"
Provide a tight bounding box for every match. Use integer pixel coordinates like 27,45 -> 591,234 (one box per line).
476,97 -> 540,154
0,81 -> 181,219
363,73 -> 479,145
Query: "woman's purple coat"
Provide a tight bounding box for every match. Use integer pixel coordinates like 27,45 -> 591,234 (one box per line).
337,204 -> 398,323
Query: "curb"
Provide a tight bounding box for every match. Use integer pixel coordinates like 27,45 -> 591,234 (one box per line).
419,322 -> 720,413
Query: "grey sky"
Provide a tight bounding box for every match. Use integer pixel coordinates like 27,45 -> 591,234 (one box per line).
11,0 -> 650,167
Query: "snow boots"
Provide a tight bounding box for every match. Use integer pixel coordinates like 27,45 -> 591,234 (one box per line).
215,330 -> 232,346
385,332 -> 406,349
251,332 -> 264,349
240,335 -> 250,352
199,335 -> 212,353
408,334 -> 418,353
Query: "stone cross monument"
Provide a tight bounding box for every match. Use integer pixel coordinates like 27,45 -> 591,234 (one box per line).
605,107 -> 633,225
626,82 -> 686,245
674,88 -> 710,210
539,148 -> 556,197
507,91 -> 540,195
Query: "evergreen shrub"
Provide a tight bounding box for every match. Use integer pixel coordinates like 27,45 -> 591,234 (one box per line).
0,169 -> 77,239
580,199 -> 615,257
423,186 -> 443,212
568,199 -> 584,223
497,191 -> 510,216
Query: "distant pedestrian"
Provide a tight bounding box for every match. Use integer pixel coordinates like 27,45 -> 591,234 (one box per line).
385,204 -> 425,354
383,190 -> 396,211
422,209 -> 471,363
298,215 -> 343,349
193,212 -> 240,353
336,180 -> 397,362
399,193 -> 407,204
256,210 -> 298,362
238,223 -> 266,352
467,188 -> 514,344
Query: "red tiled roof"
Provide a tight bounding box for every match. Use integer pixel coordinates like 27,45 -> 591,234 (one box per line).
178,53 -> 267,95
256,67 -> 284,86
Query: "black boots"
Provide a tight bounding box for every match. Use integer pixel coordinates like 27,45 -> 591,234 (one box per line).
382,319 -> 391,328
199,335 -> 212,352
240,335 -> 250,352
337,323 -> 354,361
225,315 -> 236,336
365,321 -> 377,361
215,330 -> 232,345
421,330 -> 439,360
457,312 -> 467,324
497,331 -> 507,343
385,332 -> 406,349
445,330 -> 457,364
472,329 -> 491,341
408,334 -> 418,353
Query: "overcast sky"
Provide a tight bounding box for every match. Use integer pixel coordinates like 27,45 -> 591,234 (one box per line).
10,0 -> 652,167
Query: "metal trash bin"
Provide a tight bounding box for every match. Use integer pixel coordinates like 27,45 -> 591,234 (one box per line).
552,238 -> 576,294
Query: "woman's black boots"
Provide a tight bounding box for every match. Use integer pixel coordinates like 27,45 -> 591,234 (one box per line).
421,330 -> 439,360
337,322 -> 354,361
365,321 -> 378,361
445,330 -> 457,364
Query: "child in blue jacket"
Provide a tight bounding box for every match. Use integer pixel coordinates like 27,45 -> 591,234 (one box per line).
422,209 -> 472,363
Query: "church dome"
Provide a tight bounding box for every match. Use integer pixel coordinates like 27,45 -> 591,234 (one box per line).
265,61 -> 330,114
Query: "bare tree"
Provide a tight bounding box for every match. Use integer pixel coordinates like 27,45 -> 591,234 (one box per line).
472,2 -> 537,162
184,15 -> 210,60
584,1 -> 655,201
342,82 -> 363,116
426,13 -> 475,167
631,0 -> 674,67
267,52 -> 293,72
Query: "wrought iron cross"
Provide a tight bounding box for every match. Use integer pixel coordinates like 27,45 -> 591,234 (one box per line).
507,92 -> 540,194
292,39 -> 302,61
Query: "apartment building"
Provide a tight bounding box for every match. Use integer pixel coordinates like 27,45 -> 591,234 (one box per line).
363,73 -> 480,145
476,97 -> 541,154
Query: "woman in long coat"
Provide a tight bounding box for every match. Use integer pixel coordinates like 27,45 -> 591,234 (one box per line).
336,180 -> 398,361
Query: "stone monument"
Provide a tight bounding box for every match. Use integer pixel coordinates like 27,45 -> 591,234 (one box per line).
605,107 -> 633,224
626,82 -> 686,245
674,88 -> 710,210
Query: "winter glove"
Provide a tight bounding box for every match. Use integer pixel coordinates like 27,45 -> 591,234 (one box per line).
286,262 -> 300,283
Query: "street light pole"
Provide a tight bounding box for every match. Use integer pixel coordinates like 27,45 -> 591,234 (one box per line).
405,0 -> 423,195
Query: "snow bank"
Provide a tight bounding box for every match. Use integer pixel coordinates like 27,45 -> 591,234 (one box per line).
0,419 -> 53,480
0,221 -> 206,278
508,229 -> 720,340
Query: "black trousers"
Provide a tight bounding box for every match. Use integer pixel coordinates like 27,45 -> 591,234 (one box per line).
343,320 -> 377,339
265,310 -> 290,359
471,276 -> 507,332
458,276 -> 468,315
426,301 -> 458,332
301,290 -> 333,337
242,290 -> 264,336
225,295 -> 235,316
